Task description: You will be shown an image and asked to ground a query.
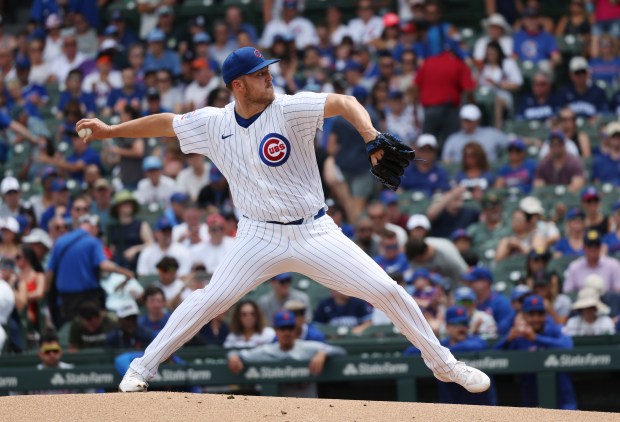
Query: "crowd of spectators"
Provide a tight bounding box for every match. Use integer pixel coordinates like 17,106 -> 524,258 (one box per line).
0,0 -> 619,407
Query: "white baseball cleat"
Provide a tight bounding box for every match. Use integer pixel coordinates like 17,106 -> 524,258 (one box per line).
434,361 -> 491,393
118,369 -> 149,392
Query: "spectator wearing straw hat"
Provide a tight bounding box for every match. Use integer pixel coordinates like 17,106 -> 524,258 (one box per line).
564,287 -> 615,336
473,13 -> 513,66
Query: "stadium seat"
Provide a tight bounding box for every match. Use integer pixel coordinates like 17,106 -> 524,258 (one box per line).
492,254 -> 527,291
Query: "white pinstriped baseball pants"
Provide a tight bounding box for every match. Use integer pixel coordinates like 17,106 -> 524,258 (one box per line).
130,215 -> 457,379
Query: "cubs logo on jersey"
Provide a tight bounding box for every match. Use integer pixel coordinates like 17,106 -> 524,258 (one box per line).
259,133 -> 291,167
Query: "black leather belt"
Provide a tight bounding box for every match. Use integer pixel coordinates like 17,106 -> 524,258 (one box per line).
266,208 -> 326,225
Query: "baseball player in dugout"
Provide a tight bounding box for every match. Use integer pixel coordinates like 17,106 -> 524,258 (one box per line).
77,47 -> 490,394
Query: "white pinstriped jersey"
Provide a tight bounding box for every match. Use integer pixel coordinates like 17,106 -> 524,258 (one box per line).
172,92 -> 328,223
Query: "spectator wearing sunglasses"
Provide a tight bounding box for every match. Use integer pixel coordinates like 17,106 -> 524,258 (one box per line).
191,214 -> 234,275
453,286 -> 497,340
38,332 -> 73,369
227,310 -> 345,398
495,295 -> 577,409
283,299 -> 325,342
373,229 -> 410,275
559,57 -> 610,121
258,273 -> 312,324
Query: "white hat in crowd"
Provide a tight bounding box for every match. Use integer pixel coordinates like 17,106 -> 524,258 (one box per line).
407,214 -> 431,231
0,216 -> 20,234
571,287 -> 609,314
519,196 -> 544,215
116,301 -> 140,319
416,134 -> 438,149
569,56 -> 588,73
0,177 -> 19,195
459,104 -> 481,121
22,228 -> 53,249
483,13 -> 511,34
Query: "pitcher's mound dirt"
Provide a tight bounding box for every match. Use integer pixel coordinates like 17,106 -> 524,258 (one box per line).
2,392 -> 619,422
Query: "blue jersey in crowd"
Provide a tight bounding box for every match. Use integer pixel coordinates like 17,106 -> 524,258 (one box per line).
495,316 -> 577,410
0,111 -> 11,130
144,51 -> 182,76
477,292 -> 514,336
602,232 -> 620,254
516,92 -> 560,121
106,87 -> 145,110
138,312 -> 171,336
553,238 -> 584,256
559,83 -> 609,118
66,147 -> 102,182
30,0 -> 60,24
589,57 -> 620,85
513,30 -> 558,63
592,152 -> 620,185
58,91 -> 97,115
373,253 -> 410,275
313,297 -> 372,327
400,162 -> 451,195
47,228 -> 106,293
497,159 -> 537,193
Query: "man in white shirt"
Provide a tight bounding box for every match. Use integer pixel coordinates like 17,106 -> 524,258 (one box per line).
137,217 -> 192,276
43,14 -> 64,65
52,34 -> 87,89
153,256 -> 191,308
190,214 -> 234,274
347,0 -> 384,46
259,0 -> 318,50
183,60 -> 220,117
135,156 -> 176,206
82,54 -> 123,109
172,204 -> 209,246
175,153 -> 211,201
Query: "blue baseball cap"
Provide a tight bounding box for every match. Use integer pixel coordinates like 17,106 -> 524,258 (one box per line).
510,284 -> 531,301
445,305 -> 469,325
222,47 -> 280,85
566,207 -> 585,220
409,268 -> 431,282
344,60 -> 363,73
454,286 -> 476,303
143,156 -> 163,171
581,186 -> 599,201
146,29 -> 165,42
522,294 -> 545,312
193,32 -> 211,44
508,138 -> 526,151
273,310 -> 296,328
170,192 -> 190,203
274,273 -> 292,282
155,217 -> 173,231
462,266 -> 493,283
379,190 -> 399,205
549,130 -> 565,142
40,166 -> 58,181
104,25 -> 119,36
450,228 -> 471,241
50,178 -> 68,192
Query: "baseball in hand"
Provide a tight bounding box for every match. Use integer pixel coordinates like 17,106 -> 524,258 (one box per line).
78,128 -> 92,138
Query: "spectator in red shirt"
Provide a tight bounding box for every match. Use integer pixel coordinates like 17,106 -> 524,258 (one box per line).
413,42 -> 475,148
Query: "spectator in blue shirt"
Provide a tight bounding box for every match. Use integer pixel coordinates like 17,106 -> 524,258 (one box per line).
47,214 -> 134,324
105,301 -> 154,350
225,6 -> 258,44
463,266 -> 514,335
400,134 -> 450,195
283,299 -> 326,342
39,179 -> 70,232
142,87 -> 170,116
515,70 -> 560,122
30,0 -> 60,24
373,229 -> 410,275
553,208 -> 586,257
495,295 -> 577,410
603,200 -> 620,254
138,285 -> 171,335
592,122 -> 620,185
313,290 -> 373,333
109,11 -> 140,51
559,57 -> 610,120
589,35 -> 620,86
69,0 -> 99,29
38,127 -> 101,183
143,29 -> 181,77
495,139 -> 537,193
57,69 -> 97,118
104,67 -> 144,117
513,7 -> 561,65
404,305 -> 497,405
